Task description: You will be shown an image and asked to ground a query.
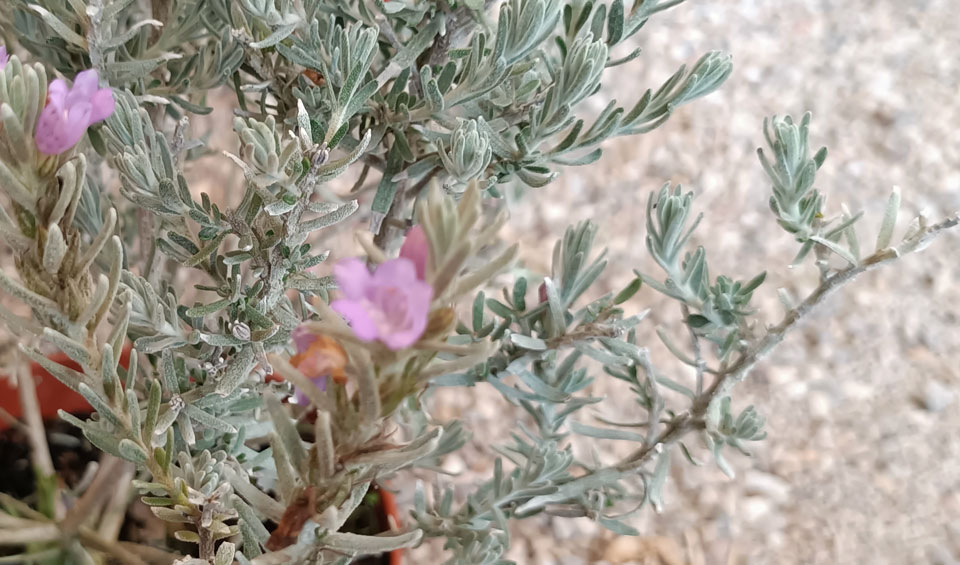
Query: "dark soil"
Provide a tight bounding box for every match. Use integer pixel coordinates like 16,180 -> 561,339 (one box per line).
341,484 -> 394,565
0,414 -> 99,500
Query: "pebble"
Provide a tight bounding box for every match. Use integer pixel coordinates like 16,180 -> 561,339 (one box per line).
740,497 -> 774,522
921,380 -> 956,413
808,391 -> 832,420
842,381 -> 874,401
927,545 -> 958,565
601,535 -> 685,565
742,470 -> 792,503
784,380 -> 809,398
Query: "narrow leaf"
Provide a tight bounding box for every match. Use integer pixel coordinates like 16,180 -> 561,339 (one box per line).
875,186 -> 901,251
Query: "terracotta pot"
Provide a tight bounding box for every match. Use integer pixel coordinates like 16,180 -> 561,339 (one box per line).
345,482 -> 405,565
380,485 -> 405,565
0,346 -> 133,431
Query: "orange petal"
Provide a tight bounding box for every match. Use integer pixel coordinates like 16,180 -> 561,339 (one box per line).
291,335 -> 349,380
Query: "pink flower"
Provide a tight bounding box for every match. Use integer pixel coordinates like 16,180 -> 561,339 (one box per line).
399,225 -> 429,280
331,229 -> 433,350
36,69 -> 115,155
0,46 -> 8,70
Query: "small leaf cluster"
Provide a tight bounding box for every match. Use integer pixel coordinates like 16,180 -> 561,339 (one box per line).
639,183 -> 766,358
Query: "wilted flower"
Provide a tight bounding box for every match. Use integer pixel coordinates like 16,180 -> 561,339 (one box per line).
331,228 -> 433,350
0,46 -> 8,70
290,326 -> 348,402
36,69 -> 115,155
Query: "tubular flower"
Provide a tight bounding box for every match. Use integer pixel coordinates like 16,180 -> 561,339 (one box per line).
331,227 -> 433,350
36,69 -> 115,155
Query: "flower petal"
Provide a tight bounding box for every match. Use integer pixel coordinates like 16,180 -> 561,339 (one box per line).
291,325 -> 317,353
35,72 -> 109,155
294,375 -> 327,406
46,79 -> 69,108
333,257 -> 373,300
372,257 -> 418,286
381,281 -> 433,350
89,88 -> 115,123
406,279 -> 434,313
399,225 -> 430,280
295,352 -> 336,379
331,299 -> 379,342
295,336 -> 348,378
70,69 -> 100,99
380,328 -> 421,350
36,101 -> 87,155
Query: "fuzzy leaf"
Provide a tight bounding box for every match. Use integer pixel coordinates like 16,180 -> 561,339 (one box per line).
320,529 -> 423,554
876,187 -> 901,251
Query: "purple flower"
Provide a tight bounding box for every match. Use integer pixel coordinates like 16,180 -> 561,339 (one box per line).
331,231 -> 433,350
0,46 -> 8,70
36,69 -> 115,155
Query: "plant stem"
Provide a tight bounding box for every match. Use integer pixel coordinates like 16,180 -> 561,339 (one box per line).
15,357 -> 54,478
262,147 -> 328,309
616,213 -> 959,472
96,462 -> 135,543
196,519 -> 215,561
424,0 -> 496,66
14,353 -> 65,520
60,455 -> 125,535
77,527 -> 149,565
680,304 -> 706,395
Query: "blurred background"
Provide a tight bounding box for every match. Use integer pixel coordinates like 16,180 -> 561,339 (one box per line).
2,0 -> 959,563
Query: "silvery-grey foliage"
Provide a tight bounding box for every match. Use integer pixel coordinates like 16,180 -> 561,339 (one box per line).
0,1 -> 956,564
